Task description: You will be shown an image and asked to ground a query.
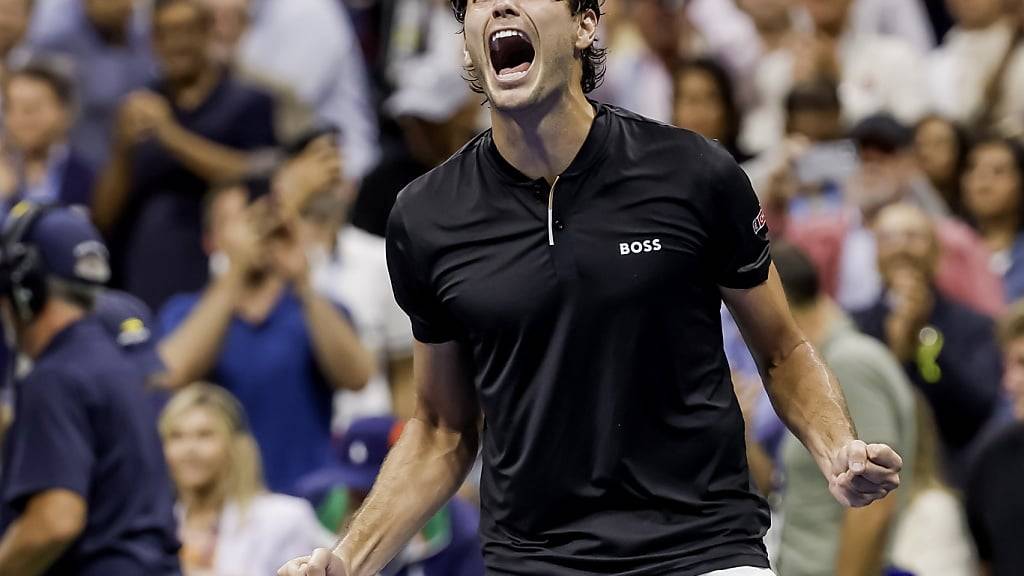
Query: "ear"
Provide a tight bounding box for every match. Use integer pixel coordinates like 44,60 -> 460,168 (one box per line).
575,8 -> 598,51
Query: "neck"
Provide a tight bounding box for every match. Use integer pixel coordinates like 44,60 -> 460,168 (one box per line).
168,64 -> 221,110
490,88 -> 595,182
181,484 -> 225,519
977,214 -> 1020,252
794,298 -> 838,348
20,299 -> 85,359
236,275 -> 285,321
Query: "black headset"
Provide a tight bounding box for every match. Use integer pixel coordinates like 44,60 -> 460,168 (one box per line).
0,202 -> 55,323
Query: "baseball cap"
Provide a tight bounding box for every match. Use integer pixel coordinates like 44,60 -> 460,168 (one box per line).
93,289 -> 166,378
293,416 -> 405,501
849,113 -> 912,154
4,202 -> 111,286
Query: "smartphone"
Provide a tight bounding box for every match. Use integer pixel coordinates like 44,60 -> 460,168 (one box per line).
793,139 -> 859,186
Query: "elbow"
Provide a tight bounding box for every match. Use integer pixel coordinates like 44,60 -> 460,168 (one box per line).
35,504 -> 86,549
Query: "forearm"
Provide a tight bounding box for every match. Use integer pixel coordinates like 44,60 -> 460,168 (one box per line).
157,273 -> 242,388
92,145 -> 133,233
763,340 -> 857,474
835,497 -> 895,576
337,417 -> 479,576
156,122 -> 251,183
297,284 -> 375,391
0,520 -> 74,576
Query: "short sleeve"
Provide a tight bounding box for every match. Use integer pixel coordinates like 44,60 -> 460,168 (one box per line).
385,200 -> 462,344
707,143 -> 772,289
3,370 -> 95,509
156,293 -> 200,340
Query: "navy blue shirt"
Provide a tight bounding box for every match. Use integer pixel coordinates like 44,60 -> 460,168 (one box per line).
159,290 -> 336,494
111,71 -> 277,312
853,292 -> 1003,451
0,317 -> 180,576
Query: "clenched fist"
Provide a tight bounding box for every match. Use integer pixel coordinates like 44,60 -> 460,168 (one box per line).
278,548 -> 348,576
828,439 -> 903,508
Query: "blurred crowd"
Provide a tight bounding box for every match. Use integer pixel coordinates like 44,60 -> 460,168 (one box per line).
0,0 -> 1023,574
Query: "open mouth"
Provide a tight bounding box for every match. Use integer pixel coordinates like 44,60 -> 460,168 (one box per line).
489,29 -> 535,81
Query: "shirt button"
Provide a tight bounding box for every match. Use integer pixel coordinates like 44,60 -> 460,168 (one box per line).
554,219 -> 565,230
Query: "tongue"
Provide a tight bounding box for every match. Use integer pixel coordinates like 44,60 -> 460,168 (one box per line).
499,62 -> 531,77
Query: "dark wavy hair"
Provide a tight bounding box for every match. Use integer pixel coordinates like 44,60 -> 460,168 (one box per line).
450,0 -> 607,96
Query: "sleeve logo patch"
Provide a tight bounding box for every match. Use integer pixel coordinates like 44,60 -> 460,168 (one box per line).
752,208 -> 768,240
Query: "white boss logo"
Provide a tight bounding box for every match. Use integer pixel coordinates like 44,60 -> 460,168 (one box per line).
619,239 -> 662,255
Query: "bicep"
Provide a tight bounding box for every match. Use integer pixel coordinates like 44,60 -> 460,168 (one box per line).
720,264 -> 805,370
412,341 -> 480,434
21,489 -> 87,541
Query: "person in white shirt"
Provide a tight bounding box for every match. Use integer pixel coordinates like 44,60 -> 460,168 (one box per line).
160,383 -> 333,576
297,190 -> 416,428
928,0 -> 1024,137
236,0 -> 379,180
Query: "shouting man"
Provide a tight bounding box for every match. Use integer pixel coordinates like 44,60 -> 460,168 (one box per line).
280,0 -> 903,574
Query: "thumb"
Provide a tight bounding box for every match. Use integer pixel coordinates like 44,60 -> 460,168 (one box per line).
847,439 -> 868,474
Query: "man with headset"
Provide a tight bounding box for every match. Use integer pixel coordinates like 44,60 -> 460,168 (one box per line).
0,202 -> 180,575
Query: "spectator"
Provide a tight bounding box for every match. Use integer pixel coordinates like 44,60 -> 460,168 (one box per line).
848,0 -> 936,51
272,136 -> 416,424
913,114 -> 970,215
160,383 -> 332,576
26,0 -> 157,169
294,190 -> 416,426
889,394 -> 978,576
197,0 -> 316,147
157,185 -> 374,494
297,416 -> 485,576
349,17 -> 480,239
732,0 -> 799,153
786,114 -> 1005,317
235,0 -> 380,180
0,203 -> 180,575
760,243 -> 915,576
964,299 -> 1024,575
852,203 -> 1003,483
0,0 -> 31,80
594,0 -> 694,123
741,0 -> 928,155
93,0 -> 278,313
0,61 -> 95,214
962,136 -> 1024,302
672,57 -> 749,162
929,0 -> 1024,137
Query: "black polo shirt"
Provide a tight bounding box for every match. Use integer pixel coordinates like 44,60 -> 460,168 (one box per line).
387,103 -> 772,575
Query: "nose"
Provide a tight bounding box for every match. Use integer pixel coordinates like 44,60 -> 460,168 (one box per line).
492,0 -> 520,20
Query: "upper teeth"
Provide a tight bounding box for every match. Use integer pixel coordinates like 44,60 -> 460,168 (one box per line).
492,29 -> 525,41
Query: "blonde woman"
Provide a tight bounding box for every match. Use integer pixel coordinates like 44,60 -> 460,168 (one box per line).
160,384 -> 333,576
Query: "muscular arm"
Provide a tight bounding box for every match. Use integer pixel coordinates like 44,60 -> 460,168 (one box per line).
0,490 -> 86,576
280,340 -> 481,576
339,341 -> 480,575
296,282 -> 375,392
722,265 -> 857,475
